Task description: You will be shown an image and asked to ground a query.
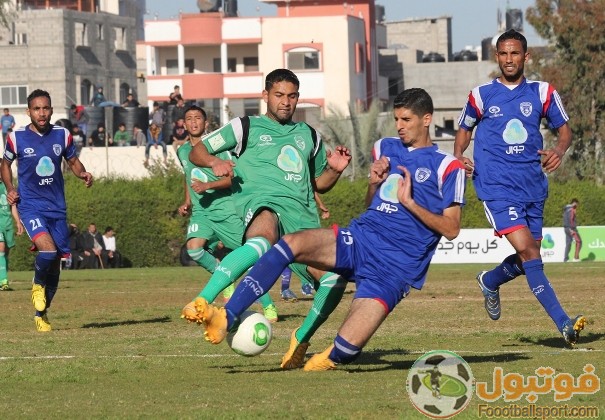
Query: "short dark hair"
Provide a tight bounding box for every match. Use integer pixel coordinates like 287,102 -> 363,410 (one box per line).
104,226 -> 113,234
118,122 -> 126,127
265,69 -> 300,91
184,105 -> 207,119
497,29 -> 527,53
571,198 -> 579,204
27,89 -> 52,108
393,88 -> 433,116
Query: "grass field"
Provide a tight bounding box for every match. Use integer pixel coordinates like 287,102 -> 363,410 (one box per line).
0,263 -> 603,419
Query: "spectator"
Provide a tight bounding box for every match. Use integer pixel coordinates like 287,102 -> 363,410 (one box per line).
171,118 -> 188,151
90,86 -> 106,107
0,108 -> 15,147
169,85 -> 183,105
69,104 -> 89,137
88,123 -> 112,148
171,97 -> 186,123
122,93 -> 140,108
71,124 -> 85,157
132,124 -> 145,147
145,122 -> 167,166
67,224 -> 84,270
149,101 -> 166,129
113,122 -> 131,147
563,199 -> 582,262
102,226 -> 122,268
80,223 -> 108,269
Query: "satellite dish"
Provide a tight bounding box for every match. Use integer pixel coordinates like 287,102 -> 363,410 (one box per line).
198,0 -> 221,12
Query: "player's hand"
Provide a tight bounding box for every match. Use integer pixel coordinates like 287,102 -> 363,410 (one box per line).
369,156 -> 390,185
178,203 -> 190,217
320,209 -> 330,219
16,223 -> 24,236
80,172 -> 93,188
326,145 -> 352,173
211,159 -> 235,178
396,165 -> 414,208
190,180 -> 208,194
456,155 -> 474,178
539,148 -> 563,173
6,189 -> 19,205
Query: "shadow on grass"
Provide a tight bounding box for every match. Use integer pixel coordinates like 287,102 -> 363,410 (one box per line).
516,332 -> 604,349
81,316 -> 172,329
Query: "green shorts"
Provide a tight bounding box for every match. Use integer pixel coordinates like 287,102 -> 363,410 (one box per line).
187,211 -> 244,251
239,195 -> 320,236
0,226 -> 15,248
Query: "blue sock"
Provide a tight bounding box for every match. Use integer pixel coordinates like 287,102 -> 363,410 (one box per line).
45,269 -> 60,308
329,334 -> 361,364
483,254 -> 524,290
523,259 -> 569,332
280,267 -> 292,292
225,239 -> 294,328
34,251 -> 57,286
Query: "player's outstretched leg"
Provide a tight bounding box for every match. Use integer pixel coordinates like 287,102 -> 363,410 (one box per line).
193,298 -> 228,344
476,271 -> 500,320
281,329 -> 310,370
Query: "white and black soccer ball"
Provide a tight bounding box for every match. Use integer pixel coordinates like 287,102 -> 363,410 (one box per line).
226,310 -> 272,357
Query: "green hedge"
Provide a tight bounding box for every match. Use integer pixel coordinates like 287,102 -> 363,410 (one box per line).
8,172 -> 605,271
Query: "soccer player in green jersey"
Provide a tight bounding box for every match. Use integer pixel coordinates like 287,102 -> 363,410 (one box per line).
178,106 -> 278,321
0,182 -> 23,290
182,69 -> 352,369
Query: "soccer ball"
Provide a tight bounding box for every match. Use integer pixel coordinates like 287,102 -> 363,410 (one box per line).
226,310 -> 272,357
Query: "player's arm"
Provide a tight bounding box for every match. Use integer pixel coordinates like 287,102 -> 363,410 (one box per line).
0,158 -> 18,205
10,204 -> 23,235
191,176 -> 232,195
314,145 -> 351,193
66,156 -> 93,188
178,178 -> 192,217
190,142 -> 234,178
454,128 -> 474,177
540,122 -> 572,173
365,156 -> 390,206
397,165 -> 462,241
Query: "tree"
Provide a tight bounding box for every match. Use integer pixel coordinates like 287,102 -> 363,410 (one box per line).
526,0 -> 605,183
0,0 -> 15,29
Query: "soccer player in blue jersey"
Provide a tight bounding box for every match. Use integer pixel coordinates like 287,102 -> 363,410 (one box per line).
453,29 -> 585,346
0,89 -> 93,332
193,88 -> 467,370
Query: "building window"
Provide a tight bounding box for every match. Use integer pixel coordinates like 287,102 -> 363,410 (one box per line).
166,59 -> 194,75
114,27 -> 126,50
286,48 -> 320,71
97,24 -> 103,40
213,58 -> 236,73
119,83 -> 130,104
80,79 -> 93,105
0,86 -> 28,107
75,22 -> 88,47
243,57 -> 258,72
243,99 -> 259,116
355,43 -> 365,73
13,33 -> 27,45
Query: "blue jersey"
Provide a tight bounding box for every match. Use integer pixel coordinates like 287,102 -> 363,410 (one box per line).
347,138 -> 465,290
457,78 -> 569,202
3,125 -> 76,217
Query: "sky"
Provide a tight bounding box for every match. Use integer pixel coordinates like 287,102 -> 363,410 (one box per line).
143,0 -> 546,52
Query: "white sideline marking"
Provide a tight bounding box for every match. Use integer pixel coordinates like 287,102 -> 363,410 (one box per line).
0,348 -> 600,361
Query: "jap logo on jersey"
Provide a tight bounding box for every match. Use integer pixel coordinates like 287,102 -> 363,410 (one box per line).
277,145 -> 303,182
259,134 -> 273,146
294,135 -> 305,151
520,102 -> 533,117
36,156 -> 55,177
415,168 -> 431,183
53,144 -> 62,156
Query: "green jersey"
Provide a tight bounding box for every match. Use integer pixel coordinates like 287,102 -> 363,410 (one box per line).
0,183 -> 12,230
202,115 -> 327,232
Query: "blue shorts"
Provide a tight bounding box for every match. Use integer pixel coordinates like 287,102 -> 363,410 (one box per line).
333,225 -> 410,313
482,200 -> 544,240
19,210 -> 70,256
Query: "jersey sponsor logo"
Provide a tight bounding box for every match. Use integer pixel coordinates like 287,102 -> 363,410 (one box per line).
259,134 -> 274,146
415,168 -> 431,183
207,133 -> 226,151
294,135 -> 305,151
520,102 -> 533,117
376,202 -> 398,214
277,145 -> 303,182
36,156 -> 55,177
24,147 -> 35,157
503,119 -> 528,155
52,144 -> 62,156
379,174 -> 401,204
488,106 -> 503,118
191,167 -> 208,182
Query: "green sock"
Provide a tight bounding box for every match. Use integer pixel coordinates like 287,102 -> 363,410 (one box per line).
199,237 -> 270,303
295,273 -> 347,343
0,252 -> 7,280
258,290 -> 275,308
187,247 -> 218,273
